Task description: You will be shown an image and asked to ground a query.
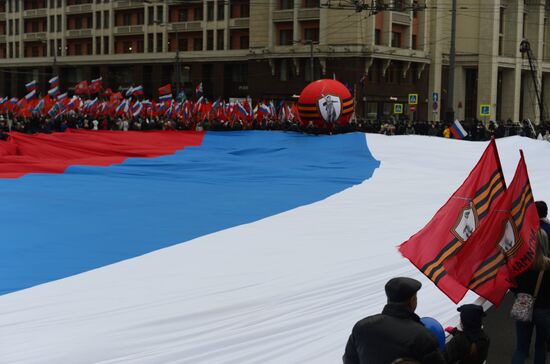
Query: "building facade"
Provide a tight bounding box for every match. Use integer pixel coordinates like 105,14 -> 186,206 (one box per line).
0,0 -> 547,123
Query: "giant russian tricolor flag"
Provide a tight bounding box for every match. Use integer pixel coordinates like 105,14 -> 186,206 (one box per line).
0,132 -> 549,363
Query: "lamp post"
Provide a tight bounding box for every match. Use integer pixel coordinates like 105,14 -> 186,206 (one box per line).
154,20 -> 181,98
175,30 -> 181,97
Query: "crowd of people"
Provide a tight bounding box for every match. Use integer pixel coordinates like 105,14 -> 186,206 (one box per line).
343,201 -> 550,364
1,109 -> 550,140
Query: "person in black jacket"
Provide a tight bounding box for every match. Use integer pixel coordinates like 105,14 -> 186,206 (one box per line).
343,277 -> 445,364
512,229 -> 550,364
443,304 -> 490,364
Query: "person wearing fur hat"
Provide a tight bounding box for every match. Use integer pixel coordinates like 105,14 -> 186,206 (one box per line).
443,304 -> 489,364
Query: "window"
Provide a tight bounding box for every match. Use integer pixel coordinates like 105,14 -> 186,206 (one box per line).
123,41 -> 131,53
304,28 -> 319,42
217,3 -> 225,20
137,40 -> 144,53
148,33 -> 153,52
194,6 -> 203,21
156,6 -> 163,23
49,39 -> 54,56
75,43 -> 81,55
280,0 -> 293,10
193,37 -> 202,51
179,38 -> 188,52
15,19 -> 19,35
231,64 -> 247,82
499,7 -> 504,35
207,30 -> 213,50
240,35 -> 249,49
303,0 -> 319,8
137,11 -> 144,25
304,59 -> 319,81
49,16 -> 54,32
123,13 -> 131,26
279,29 -> 292,45
32,46 -> 39,57
104,11 -> 109,28
32,20 -> 39,33
522,13 -> 527,39
217,30 -> 224,50
103,36 -> 109,54
57,15 -> 61,32
156,33 -> 163,52
375,29 -> 381,45
179,8 -> 188,22
279,59 -> 292,81
96,12 -> 101,29
207,1 -> 214,21
391,31 -> 401,48
148,7 -> 154,25
75,17 -> 82,29
412,34 -> 417,49
96,37 -> 101,54
240,4 -> 249,17
394,0 -> 403,11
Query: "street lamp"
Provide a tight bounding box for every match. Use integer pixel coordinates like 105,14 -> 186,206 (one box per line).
154,20 -> 181,96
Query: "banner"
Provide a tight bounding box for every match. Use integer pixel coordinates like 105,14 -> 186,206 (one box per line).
399,139 -> 506,303
444,151 -> 539,304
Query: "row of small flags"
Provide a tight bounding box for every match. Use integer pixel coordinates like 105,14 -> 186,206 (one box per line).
0,92 -> 299,123
22,78 -> 204,100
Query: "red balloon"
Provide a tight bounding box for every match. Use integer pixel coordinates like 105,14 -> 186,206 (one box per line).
297,79 -> 354,127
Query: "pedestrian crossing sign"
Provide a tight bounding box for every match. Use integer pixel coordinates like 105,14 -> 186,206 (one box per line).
480,104 -> 491,117
394,104 -> 403,114
408,94 -> 418,105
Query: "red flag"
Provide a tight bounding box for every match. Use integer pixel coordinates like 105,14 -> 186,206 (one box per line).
399,139 -> 506,303
158,84 -> 172,96
444,151 -> 539,305
75,80 -> 89,95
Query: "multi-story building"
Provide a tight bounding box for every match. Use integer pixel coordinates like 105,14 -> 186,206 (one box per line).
0,0 -> 548,123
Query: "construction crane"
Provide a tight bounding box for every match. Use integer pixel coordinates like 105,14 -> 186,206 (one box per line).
519,39 -> 546,123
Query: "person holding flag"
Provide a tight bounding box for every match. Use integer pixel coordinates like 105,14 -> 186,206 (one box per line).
511,229 -> 550,364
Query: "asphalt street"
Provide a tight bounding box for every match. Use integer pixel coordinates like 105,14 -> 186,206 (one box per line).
484,292 -> 550,363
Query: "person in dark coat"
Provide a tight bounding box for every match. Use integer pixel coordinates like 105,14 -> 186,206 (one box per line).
443,304 -> 489,364
512,229 -> 550,364
536,201 -> 550,256
343,277 -> 445,364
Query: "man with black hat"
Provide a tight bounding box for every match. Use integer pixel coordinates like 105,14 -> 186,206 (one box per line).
343,277 -> 445,364
443,304 -> 489,364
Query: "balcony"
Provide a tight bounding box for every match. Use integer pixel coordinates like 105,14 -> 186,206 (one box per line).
272,9 -> 293,22
0,13 -> 6,21
66,4 -> 93,14
169,21 -> 202,32
114,25 -> 144,35
23,32 -> 47,41
392,12 -> 411,25
114,0 -> 144,10
66,28 -> 93,38
229,18 -> 249,29
0,35 -> 6,43
298,8 -> 319,20
23,8 -> 47,18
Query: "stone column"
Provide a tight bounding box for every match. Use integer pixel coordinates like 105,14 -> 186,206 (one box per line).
476,0 -> 500,122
